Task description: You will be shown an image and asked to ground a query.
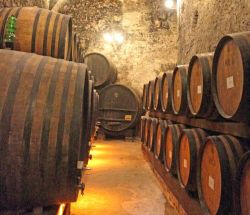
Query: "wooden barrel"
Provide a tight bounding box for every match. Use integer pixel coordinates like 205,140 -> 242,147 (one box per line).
171,65 -> 189,115
81,78 -> 94,163
235,151 -> 250,215
148,118 -> 158,152
90,90 -> 99,142
187,53 -> 218,119
160,71 -> 173,113
163,124 -> 186,174
84,53 -> 117,89
70,33 -> 78,62
153,76 -> 163,111
140,116 -> 147,142
144,117 -> 152,147
147,80 -> 155,111
212,32 -> 250,121
154,119 -> 172,161
0,7 -> 72,60
176,128 -> 207,192
98,84 -> 141,135
197,135 -> 244,215
142,84 -> 149,111
0,49 -> 89,210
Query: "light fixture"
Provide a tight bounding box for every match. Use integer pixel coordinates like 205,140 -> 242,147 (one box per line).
165,0 -> 175,9
114,32 -> 124,44
103,33 -> 113,43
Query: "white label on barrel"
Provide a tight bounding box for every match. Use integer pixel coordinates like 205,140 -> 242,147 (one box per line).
197,85 -> 202,94
184,159 -> 187,168
209,176 -> 215,191
125,115 -> 132,121
169,151 -> 172,159
226,76 -> 234,89
77,161 -> 84,169
177,90 -> 180,97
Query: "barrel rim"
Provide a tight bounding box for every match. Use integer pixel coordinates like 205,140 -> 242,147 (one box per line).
160,71 -> 173,113
235,151 -> 250,215
211,33 -> 250,121
171,65 -> 188,115
197,135 -> 232,215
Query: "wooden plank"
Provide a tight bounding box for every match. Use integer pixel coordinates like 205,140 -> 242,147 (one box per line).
141,144 -> 205,215
149,112 -> 250,139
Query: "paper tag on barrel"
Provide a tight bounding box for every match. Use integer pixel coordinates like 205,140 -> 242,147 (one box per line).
125,115 -> 132,121
226,76 -> 234,89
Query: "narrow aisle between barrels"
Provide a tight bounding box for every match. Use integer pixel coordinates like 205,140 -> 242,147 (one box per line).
71,139 -> 177,215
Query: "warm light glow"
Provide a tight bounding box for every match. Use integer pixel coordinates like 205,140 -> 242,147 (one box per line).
57,204 -> 66,215
165,0 -> 175,9
103,33 -> 113,43
114,32 -> 124,44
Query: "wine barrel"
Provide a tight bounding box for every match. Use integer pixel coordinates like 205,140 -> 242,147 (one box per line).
70,33 -> 78,62
84,53 -> 117,89
161,71 -> 173,113
90,90 -> 99,142
142,83 -> 149,111
171,65 -> 189,115
140,116 -> 147,142
212,32 -> 250,121
176,128 -> 207,192
153,76 -> 163,111
0,7 -> 72,60
98,84 -> 141,135
147,80 -> 155,111
148,118 -> 158,152
187,53 -> 218,119
235,151 -> 250,215
154,119 -> 172,161
163,124 -> 186,175
144,117 -> 152,146
0,49 -> 89,210
197,135 -> 244,215
81,78 -> 94,163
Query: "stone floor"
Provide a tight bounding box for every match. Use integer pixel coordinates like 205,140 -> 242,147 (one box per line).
70,139 -> 177,215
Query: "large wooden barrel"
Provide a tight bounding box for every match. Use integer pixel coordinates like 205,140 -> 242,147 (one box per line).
147,80 -> 155,111
140,116 -> 147,142
0,7 -> 72,60
153,76 -> 163,111
154,119 -> 172,161
197,135 -> 244,215
148,118 -> 158,152
142,83 -> 149,111
0,50 -> 89,210
160,71 -> 173,113
144,117 -> 152,147
176,128 -> 207,192
163,124 -> 186,175
84,53 -> 117,89
235,151 -> 250,215
90,90 -> 99,142
187,53 -> 218,119
70,33 -> 78,62
212,32 -> 250,121
171,65 -> 189,115
98,84 -> 141,135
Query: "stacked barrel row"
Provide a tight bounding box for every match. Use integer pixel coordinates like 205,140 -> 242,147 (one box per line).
140,116 -> 250,215
143,31 -> 250,123
0,7 -> 100,212
141,31 -> 250,215
0,7 -> 84,63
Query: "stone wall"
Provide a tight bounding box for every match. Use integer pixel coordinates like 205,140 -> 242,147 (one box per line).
60,0 -> 178,94
177,0 -> 250,64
